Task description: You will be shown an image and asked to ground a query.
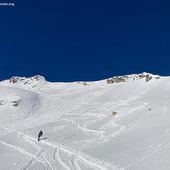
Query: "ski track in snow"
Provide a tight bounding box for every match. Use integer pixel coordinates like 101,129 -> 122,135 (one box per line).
54,148 -> 71,170
0,127 -> 110,170
23,135 -> 54,170
71,158 -> 82,170
0,102 -> 147,170
163,101 -> 167,113
25,135 -> 109,170
0,101 -> 147,170
0,140 -> 46,168
0,128 -> 54,170
125,141 -> 170,169
77,121 -> 104,135
0,93 -> 148,170
21,151 -> 42,170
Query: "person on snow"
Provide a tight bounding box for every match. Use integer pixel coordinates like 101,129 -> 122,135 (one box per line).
38,130 -> 43,141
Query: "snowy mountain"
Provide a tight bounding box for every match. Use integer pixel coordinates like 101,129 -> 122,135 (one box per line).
0,72 -> 169,170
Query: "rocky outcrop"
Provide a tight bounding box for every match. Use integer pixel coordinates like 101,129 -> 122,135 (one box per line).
11,100 -> 20,107
77,82 -> 89,86
107,76 -> 129,84
107,73 -> 160,84
9,75 -> 45,84
8,75 -> 46,89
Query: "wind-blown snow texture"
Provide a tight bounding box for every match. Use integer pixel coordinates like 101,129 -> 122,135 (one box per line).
0,73 -> 169,170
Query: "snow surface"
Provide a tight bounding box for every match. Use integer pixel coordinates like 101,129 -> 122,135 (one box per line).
0,73 -> 169,170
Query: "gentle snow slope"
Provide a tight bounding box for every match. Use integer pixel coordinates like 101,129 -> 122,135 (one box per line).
0,73 -> 169,170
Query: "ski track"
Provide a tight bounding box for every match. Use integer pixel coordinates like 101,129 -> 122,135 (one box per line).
0,100 -> 139,170
0,140 -> 46,167
125,139 -> 170,169
55,148 -> 71,170
26,135 -> 109,170
163,101 -> 167,113
23,135 -> 54,170
0,127 -> 110,170
21,151 -> 42,170
71,158 -> 81,170
52,148 -> 61,170
77,121 -> 104,135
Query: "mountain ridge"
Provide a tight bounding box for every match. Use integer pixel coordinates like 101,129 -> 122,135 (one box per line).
0,72 -> 162,84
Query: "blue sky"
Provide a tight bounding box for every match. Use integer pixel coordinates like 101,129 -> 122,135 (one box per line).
0,0 -> 170,81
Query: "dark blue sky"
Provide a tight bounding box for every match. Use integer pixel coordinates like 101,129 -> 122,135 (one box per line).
0,0 -> 170,81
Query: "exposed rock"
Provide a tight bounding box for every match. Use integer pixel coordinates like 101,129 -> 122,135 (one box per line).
107,73 -> 160,84
112,111 -> 118,116
8,75 -> 46,89
9,75 -> 45,84
155,76 -> 161,79
0,100 -> 4,105
145,74 -> 152,82
11,100 -> 20,107
9,77 -> 25,84
107,76 -> 128,84
77,82 -> 89,86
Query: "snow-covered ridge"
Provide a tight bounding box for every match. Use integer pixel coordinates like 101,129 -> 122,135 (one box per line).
9,75 -> 46,84
106,72 -> 161,84
0,75 -> 47,89
0,72 -> 161,86
60,72 -> 162,86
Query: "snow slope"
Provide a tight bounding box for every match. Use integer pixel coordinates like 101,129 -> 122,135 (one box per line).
0,73 -> 169,170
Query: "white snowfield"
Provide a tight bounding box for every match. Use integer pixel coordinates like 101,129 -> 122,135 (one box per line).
0,73 -> 169,170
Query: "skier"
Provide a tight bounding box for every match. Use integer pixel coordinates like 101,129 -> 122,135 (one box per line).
38,130 -> 43,141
